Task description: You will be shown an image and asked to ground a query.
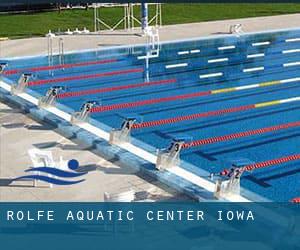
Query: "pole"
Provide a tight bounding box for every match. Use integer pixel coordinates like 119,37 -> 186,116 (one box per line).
141,3 -> 148,32
94,5 -> 97,32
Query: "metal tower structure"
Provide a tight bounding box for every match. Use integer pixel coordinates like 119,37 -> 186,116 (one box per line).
93,3 -> 162,32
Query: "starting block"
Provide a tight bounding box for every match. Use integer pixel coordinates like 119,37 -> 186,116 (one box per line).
71,101 -> 99,124
214,158 -> 254,199
38,86 -> 65,108
156,134 -> 192,170
0,62 -> 7,74
11,73 -> 32,95
229,24 -> 243,35
214,170 -> 242,199
109,114 -> 143,145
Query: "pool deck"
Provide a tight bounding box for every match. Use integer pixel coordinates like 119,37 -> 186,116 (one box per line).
1,13 -> 299,58
0,101 -> 190,201
0,14 -> 299,202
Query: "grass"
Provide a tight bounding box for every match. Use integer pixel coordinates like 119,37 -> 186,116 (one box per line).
0,3 -> 300,39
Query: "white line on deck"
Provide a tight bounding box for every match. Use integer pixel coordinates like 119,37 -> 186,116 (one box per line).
281,77 -> 300,83
137,54 -> 159,60
178,49 -> 201,55
218,45 -> 235,50
169,167 -> 215,192
247,53 -> 265,58
0,80 -> 12,92
235,84 -> 260,90
208,58 -> 228,63
252,41 -> 270,46
243,67 -> 264,73
45,106 -> 72,122
283,61 -> 300,67
282,49 -> 300,54
177,51 -> 189,55
280,97 -> 300,103
190,49 -> 200,54
166,63 -> 188,69
199,72 -> 223,78
285,38 -> 300,43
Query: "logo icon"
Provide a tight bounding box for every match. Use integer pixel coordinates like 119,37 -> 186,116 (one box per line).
13,159 -> 86,185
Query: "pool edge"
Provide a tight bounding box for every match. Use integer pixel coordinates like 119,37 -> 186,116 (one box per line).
0,84 -> 219,202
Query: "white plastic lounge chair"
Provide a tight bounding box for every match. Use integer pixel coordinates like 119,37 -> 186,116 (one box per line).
103,190 -> 135,202
103,190 -> 135,233
28,148 -> 68,188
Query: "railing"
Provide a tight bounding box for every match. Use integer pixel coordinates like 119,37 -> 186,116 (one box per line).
58,38 -> 65,69
46,32 -> 54,75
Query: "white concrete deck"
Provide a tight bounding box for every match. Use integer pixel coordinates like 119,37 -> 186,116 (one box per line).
0,101 -> 190,201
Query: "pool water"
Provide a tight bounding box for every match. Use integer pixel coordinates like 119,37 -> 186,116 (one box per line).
2,28 -> 300,201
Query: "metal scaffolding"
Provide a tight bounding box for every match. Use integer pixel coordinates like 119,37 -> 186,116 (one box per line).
93,3 -> 162,32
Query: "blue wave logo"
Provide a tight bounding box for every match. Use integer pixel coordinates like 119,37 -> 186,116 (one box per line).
13,159 -> 86,185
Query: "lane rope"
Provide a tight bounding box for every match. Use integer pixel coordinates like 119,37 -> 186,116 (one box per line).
57,78 -> 177,98
182,121 -> 300,148
28,68 -> 143,86
90,77 -> 300,113
291,197 -> 300,203
242,154 -> 300,172
131,96 -> 300,129
91,90 -> 212,112
133,105 -> 254,129
3,59 -> 118,75
219,154 -> 300,179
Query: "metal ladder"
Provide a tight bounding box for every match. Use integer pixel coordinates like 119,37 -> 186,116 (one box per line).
144,27 -> 160,81
47,36 -> 65,75
47,36 -> 54,75
58,38 -> 65,69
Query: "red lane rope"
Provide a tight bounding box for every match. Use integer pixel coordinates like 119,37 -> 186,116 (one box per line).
90,90 -> 213,113
182,121 -> 300,148
242,154 -> 300,172
219,154 -> 300,177
3,59 -> 117,75
291,197 -> 300,203
28,68 -> 143,86
57,78 -> 177,99
131,105 -> 255,129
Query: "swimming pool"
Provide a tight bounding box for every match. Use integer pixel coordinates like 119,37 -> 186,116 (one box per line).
1,28 -> 300,202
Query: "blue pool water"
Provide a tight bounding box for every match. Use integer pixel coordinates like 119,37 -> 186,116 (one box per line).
2,28 -> 300,201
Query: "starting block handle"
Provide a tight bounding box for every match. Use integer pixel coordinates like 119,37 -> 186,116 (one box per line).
109,117 -> 138,145
71,100 -> 99,124
38,86 -> 64,108
121,117 -> 136,130
213,163 -> 246,199
0,62 -> 8,74
156,139 -> 185,170
11,73 -> 32,95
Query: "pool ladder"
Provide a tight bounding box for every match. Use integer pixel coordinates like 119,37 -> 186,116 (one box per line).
144,27 -> 160,82
47,36 -> 53,75
58,38 -> 65,69
47,36 -> 65,75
